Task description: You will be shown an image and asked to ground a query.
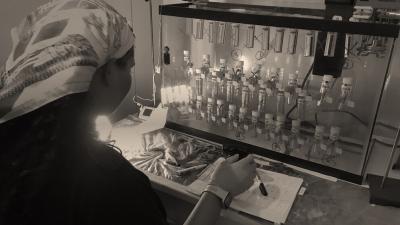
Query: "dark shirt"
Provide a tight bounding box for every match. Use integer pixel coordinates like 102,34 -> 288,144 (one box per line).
0,94 -> 168,225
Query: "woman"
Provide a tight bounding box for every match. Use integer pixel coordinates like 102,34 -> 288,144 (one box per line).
0,1 -> 256,225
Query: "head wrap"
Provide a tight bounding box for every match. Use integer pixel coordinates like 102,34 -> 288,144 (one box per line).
0,0 -> 135,124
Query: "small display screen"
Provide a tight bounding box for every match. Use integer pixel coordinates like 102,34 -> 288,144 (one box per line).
143,108 -> 153,116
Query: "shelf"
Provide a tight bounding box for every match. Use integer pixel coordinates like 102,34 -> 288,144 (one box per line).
166,121 -> 363,184
159,3 -> 400,38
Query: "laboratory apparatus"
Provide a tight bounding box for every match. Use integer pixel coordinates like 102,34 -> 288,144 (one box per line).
338,77 -> 353,110
307,125 -> 325,160
159,1 -> 399,184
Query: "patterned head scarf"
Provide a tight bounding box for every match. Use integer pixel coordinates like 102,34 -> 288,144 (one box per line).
0,0 -> 135,124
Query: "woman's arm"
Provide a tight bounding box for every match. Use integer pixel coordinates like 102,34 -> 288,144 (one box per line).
184,155 -> 256,225
183,192 -> 222,225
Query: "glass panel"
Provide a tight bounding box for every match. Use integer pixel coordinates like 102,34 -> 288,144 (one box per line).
160,14 -> 394,176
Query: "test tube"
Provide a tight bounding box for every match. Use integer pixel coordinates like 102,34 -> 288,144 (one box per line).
252,110 -> 260,137
326,126 -> 341,161
286,73 -> 298,104
297,90 -> 306,121
241,81 -> 250,108
318,75 -> 334,106
274,29 -> 285,53
228,104 -> 237,130
304,31 -> 315,57
262,27 -> 270,51
265,113 -> 274,141
258,83 -> 267,113
231,23 -> 240,47
324,16 -> 342,57
246,25 -> 255,48
338,77 -> 353,110
196,96 -> 203,120
289,120 -> 301,152
226,74 -> 234,103
234,61 -> 244,77
216,99 -> 225,118
239,107 -> 247,124
209,21 -> 216,43
274,115 -> 286,145
217,22 -> 227,44
194,19 -> 204,40
219,58 -> 227,74
211,72 -> 219,99
308,125 -> 325,160
276,85 -> 285,115
201,54 -> 211,75
287,30 -> 298,54
207,97 -> 215,123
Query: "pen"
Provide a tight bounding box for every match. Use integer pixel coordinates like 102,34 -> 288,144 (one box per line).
255,170 -> 268,196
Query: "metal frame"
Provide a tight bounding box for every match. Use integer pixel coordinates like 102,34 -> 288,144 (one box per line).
159,3 -> 399,38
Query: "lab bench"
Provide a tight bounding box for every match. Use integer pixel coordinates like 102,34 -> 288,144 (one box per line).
145,156 -> 400,225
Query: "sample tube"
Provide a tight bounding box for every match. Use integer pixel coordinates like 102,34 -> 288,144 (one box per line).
241,81 -> 250,108
262,27 -> 270,51
324,16 -> 342,57
287,29 -> 298,55
209,21 -> 216,43
211,72 -> 219,99
228,104 -> 237,130
239,107 -> 247,124
304,31 -> 315,57
276,86 -> 285,115
226,74 -> 234,103
217,22 -> 227,44
216,99 -> 225,118
274,29 -> 285,53
252,110 -> 260,137
207,97 -> 215,123
258,83 -> 267,113
338,77 -> 353,110
196,96 -> 203,120
326,126 -> 341,161
289,119 -> 301,152
194,19 -> 204,40
234,61 -> 244,78
286,73 -> 298,104
201,54 -> 211,75
231,23 -> 240,47
265,113 -> 274,141
297,90 -> 306,121
318,75 -> 334,106
308,125 -> 325,160
246,25 -> 255,48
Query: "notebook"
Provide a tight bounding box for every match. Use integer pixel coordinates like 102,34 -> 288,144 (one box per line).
187,158 -> 303,224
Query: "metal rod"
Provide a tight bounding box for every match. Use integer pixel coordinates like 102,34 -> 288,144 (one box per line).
381,124 -> 400,188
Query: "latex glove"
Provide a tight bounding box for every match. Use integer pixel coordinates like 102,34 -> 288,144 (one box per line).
209,154 -> 256,196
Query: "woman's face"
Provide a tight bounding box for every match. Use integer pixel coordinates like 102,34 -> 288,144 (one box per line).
88,49 -> 135,118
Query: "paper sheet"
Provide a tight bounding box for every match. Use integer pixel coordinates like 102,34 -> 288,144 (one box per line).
187,159 -> 303,224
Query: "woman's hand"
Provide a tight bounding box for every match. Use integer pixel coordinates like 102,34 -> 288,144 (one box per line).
209,154 -> 257,196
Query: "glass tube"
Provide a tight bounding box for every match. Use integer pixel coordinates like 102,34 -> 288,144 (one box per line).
304,31 -> 315,57
258,83 -> 267,113
196,96 -> 203,120
338,77 -> 353,110
207,97 -> 215,124
228,104 -> 236,130
226,74 -> 234,104
286,73 -> 298,104
241,81 -> 250,108
297,90 -> 306,121
274,29 -> 285,53
265,113 -> 274,141
211,72 -> 219,99
289,119 -> 301,153
318,75 -> 333,106
287,29 -> 298,55
308,125 -> 325,160
276,86 -> 285,115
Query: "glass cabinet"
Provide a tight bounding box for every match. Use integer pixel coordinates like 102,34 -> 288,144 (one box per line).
157,2 -> 399,183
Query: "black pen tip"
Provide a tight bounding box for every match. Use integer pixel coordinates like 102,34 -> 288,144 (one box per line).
259,183 -> 268,196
